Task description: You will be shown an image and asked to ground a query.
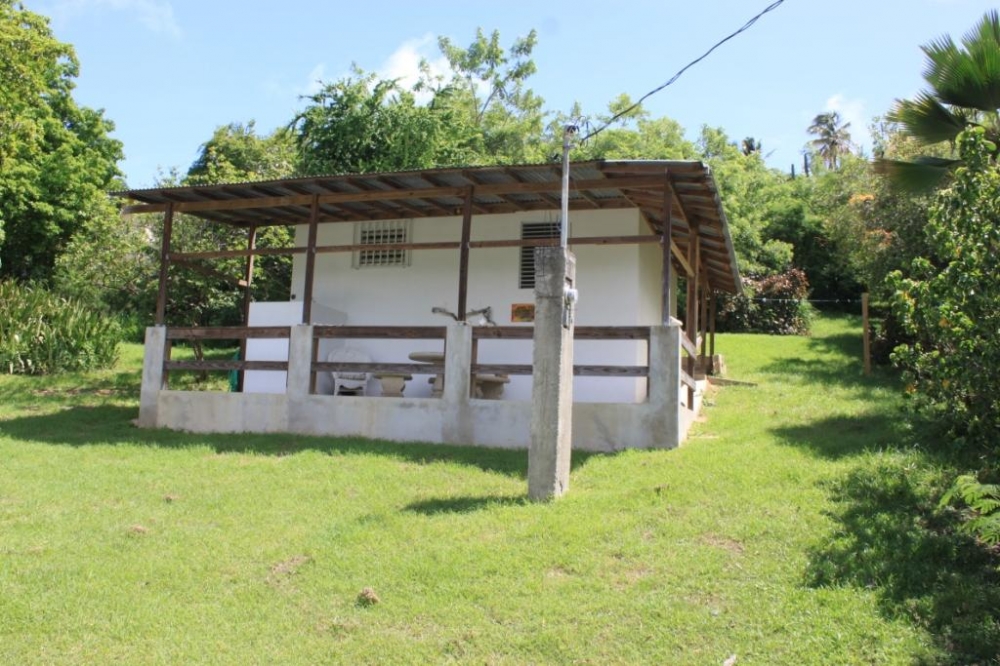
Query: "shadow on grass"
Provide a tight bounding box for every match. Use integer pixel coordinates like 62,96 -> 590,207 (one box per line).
758,330 -> 897,394
771,412 -> 912,460
0,368 -> 142,406
0,404 -> 600,478
806,456 -> 1000,664
403,495 -> 528,515
775,408 -> 1000,659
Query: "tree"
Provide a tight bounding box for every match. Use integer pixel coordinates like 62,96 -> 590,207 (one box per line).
741,137 -> 763,156
807,112 -> 854,170
292,70 -> 480,176
696,126 -> 795,275
186,121 -> 295,185
0,1 -> 123,282
435,28 -> 547,163
879,10 -> 1000,190
182,122 -> 298,320
555,96 -> 697,162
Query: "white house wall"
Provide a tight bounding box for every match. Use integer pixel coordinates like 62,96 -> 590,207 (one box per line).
289,208 -> 656,403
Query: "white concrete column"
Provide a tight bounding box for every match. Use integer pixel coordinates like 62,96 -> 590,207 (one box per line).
286,325 -> 314,398
646,320 -> 683,449
529,247 -> 576,501
138,326 -> 166,428
442,322 -> 473,443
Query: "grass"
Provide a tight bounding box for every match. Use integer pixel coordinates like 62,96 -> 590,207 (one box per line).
1,315 -> 997,664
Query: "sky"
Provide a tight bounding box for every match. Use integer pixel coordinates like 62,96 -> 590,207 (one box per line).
28,0 -> 1000,189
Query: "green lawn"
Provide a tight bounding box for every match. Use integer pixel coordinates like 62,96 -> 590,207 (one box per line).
1,316 -> 996,664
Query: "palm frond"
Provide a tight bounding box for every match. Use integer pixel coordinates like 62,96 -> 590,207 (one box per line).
888,93 -> 967,144
921,35 -> 961,90
921,11 -> 1000,110
874,156 -> 960,192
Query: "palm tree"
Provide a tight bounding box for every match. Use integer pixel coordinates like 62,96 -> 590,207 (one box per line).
807,112 -> 853,169
741,137 -> 762,156
878,10 -> 1000,190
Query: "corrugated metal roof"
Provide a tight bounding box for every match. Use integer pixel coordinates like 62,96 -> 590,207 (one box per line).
114,160 -> 742,294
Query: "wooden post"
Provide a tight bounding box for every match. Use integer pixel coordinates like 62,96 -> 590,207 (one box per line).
685,223 -> 701,347
310,334 -> 319,395
470,337 -> 479,398
163,340 -> 172,390
457,186 -> 474,319
301,195 -> 319,324
862,292 -> 871,376
709,290 -> 718,375
685,224 -> 700,406
154,203 -> 174,325
699,268 -> 709,362
237,223 -> 257,392
661,172 -> 673,325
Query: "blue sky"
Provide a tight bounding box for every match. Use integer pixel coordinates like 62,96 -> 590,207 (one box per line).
30,0 -> 999,188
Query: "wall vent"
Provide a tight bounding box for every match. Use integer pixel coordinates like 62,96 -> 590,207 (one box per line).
518,221 -> 561,289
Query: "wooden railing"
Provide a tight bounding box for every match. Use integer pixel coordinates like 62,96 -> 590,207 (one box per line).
161,326 -> 292,389
471,326 -> 650,377
155,325 -> 686,399
312,326 -> 447,379
680,332 -> 700,409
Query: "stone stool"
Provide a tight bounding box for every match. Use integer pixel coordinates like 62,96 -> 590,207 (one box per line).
375,373 -> 411,398
473,374 -> 510,399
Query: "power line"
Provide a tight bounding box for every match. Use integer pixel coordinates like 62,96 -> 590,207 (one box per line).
577,0 -> 787,144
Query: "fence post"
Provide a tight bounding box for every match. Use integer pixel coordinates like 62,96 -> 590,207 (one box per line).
138,326 -> 167,428
287,325 -> 314,398
647,322 -> 683,449
529,247 -> 576,501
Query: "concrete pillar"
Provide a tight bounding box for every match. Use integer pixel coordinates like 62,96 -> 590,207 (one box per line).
646,321 -> 683,449
442,322 -> 473,444
529,247 -> 576,501
138,326 -> 166,428
286,325 -> 314,398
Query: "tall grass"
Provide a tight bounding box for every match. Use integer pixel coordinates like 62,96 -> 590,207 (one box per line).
0,281 -> 121,374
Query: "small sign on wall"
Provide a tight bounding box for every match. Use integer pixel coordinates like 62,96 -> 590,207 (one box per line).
511,303 -> 535,323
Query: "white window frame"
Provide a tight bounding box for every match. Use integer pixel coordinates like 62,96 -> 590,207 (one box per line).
352,219 -> 412,269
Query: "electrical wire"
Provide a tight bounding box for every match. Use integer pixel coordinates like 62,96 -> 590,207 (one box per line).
577,0 -> 787,144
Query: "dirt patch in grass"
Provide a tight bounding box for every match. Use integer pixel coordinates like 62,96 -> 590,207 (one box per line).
267,555 -> 312,584
699,534 -> 745,555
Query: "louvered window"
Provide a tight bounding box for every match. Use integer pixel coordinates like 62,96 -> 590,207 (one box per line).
353,220 -> 411,268
519,221 -> 561,289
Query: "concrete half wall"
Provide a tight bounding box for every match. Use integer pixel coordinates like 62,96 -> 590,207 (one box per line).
140,323 -> 700,452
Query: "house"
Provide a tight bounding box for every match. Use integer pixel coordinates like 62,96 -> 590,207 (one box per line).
117,160 -> 741,451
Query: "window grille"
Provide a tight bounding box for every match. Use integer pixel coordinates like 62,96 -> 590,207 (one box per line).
353,220 -> 411,268
518,221 -> 561,289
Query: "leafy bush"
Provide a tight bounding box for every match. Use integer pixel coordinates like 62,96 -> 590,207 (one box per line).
714,268 -> 814,335
0,281 -> 121,374
942,475 -> 1000,545
890,128 -> 1000,452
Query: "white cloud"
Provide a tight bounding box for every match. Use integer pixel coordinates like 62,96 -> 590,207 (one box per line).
377,34 -> 452,102
824,93 -> 870,153
263,62 -> 328,105
825,93 -> 866,134
300,63 -> 328,97
274,34 -> 454,108
48,0 -> 181,38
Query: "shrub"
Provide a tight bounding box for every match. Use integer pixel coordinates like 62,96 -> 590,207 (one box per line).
890,128 -> 1000,452
0,281 -> 121,374
714,268 -> 814,335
